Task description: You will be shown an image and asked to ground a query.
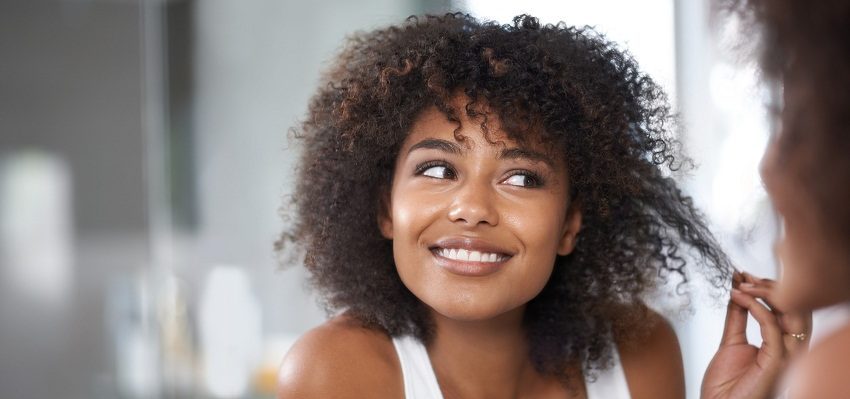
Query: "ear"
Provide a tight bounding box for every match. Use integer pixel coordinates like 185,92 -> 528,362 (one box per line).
556,200 -> 582,256
377,189 -> 393,239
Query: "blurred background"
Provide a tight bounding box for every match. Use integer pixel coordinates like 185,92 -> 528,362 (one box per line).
2,1 -> 837,398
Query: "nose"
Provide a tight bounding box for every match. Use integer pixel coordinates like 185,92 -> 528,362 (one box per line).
447,180 -> 499,226
759,136 -> 778,183
760,133 -> 790,192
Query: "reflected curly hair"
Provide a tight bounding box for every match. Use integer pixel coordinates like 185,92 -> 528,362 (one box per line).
279,13 -> 731,380
725,0 -> 850,242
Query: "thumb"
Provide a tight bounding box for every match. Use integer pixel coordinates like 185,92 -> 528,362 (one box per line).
720,290 -> 750,346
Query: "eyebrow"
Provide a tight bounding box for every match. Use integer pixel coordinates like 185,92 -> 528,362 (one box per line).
407,138 -> 555,167
407,138 -> 462,155
499,147 -> 554,168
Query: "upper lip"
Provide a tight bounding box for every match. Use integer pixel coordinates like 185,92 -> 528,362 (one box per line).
429,237 -> 515,256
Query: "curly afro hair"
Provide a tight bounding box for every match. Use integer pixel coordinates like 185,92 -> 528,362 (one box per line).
279,13 -> 731,379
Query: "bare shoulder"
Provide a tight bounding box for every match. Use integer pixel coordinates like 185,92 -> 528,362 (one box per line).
277,314 -> 402,399
615,306 -> 684,399
791,322 -> 850,399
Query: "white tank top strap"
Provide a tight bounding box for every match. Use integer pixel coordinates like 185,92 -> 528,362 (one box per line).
391,334 -> 632,399
392,335 -> 445,399
584,346 -> 632,399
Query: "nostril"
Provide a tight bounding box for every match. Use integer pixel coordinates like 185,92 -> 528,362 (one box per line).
446,183 -> 499,226
447,201 -> 498,226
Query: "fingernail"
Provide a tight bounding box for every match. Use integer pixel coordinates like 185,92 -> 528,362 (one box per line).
740,283 -> 755,289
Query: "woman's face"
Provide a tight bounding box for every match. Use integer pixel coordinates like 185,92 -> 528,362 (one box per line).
761,134 -> 850,312
379,101 -> 582,322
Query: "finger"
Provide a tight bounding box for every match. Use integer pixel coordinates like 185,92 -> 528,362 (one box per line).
737,284 -> 771,298
783,333 -> 809,354
739,284 -> 808,353
741,272 -> 778,289
730,289 -> 785,361
781,311 -> 813,356
757,277 -> 778,288
737,284 -> 810,342
738,284 -> 782,314
732,270 -> 744,287
778,309 -> 810,335
721,289 -> 750,346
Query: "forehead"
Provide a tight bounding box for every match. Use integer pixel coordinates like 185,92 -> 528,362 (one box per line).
404,103 -> 552,155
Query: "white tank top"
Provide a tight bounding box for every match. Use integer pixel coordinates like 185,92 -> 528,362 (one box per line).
391,335 -> 631,399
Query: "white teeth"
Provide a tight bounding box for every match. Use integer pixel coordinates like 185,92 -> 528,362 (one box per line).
437,248 -> 505,263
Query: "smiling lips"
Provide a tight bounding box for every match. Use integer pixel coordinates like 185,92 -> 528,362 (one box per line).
435,248 -> 507,263
429,237 -> 513,276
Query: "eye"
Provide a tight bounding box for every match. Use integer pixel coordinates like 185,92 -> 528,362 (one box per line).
415,161 -> 456,180
502,171 -> 542,188
423,166 -> 450,179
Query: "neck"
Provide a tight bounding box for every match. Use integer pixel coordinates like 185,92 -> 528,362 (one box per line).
426,306 -> 551,399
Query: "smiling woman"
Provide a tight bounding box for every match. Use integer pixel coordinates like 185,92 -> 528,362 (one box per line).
380,99 -> 579,323
276,13 -> 731,399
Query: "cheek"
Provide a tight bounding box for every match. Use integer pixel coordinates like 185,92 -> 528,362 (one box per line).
390,186 -> 442,239
501,200 -> 565,286
388,186 -> 442,290
504,198 -> 567,252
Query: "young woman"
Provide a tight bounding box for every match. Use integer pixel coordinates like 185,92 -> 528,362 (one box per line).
277,14 -> 730,398
702,1 -> 850,398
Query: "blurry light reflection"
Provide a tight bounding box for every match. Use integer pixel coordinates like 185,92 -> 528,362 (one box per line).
199,266 -> 263,398
0,151 -> 73,307
708,63 -> 770,230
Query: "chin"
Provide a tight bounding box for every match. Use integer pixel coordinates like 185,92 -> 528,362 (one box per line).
778,277 -> 840,313
779,259 -> 850,312
431,306 -> 504,322
421,292 -> 521,322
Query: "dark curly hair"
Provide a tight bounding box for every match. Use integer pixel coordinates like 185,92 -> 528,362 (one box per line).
723,0 -> 850,242
279,13 -> 731,380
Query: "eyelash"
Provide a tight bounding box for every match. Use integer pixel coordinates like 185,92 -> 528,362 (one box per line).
503,170 -> 544,188
414,160 -> 456,179
413,160 -> 545,188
